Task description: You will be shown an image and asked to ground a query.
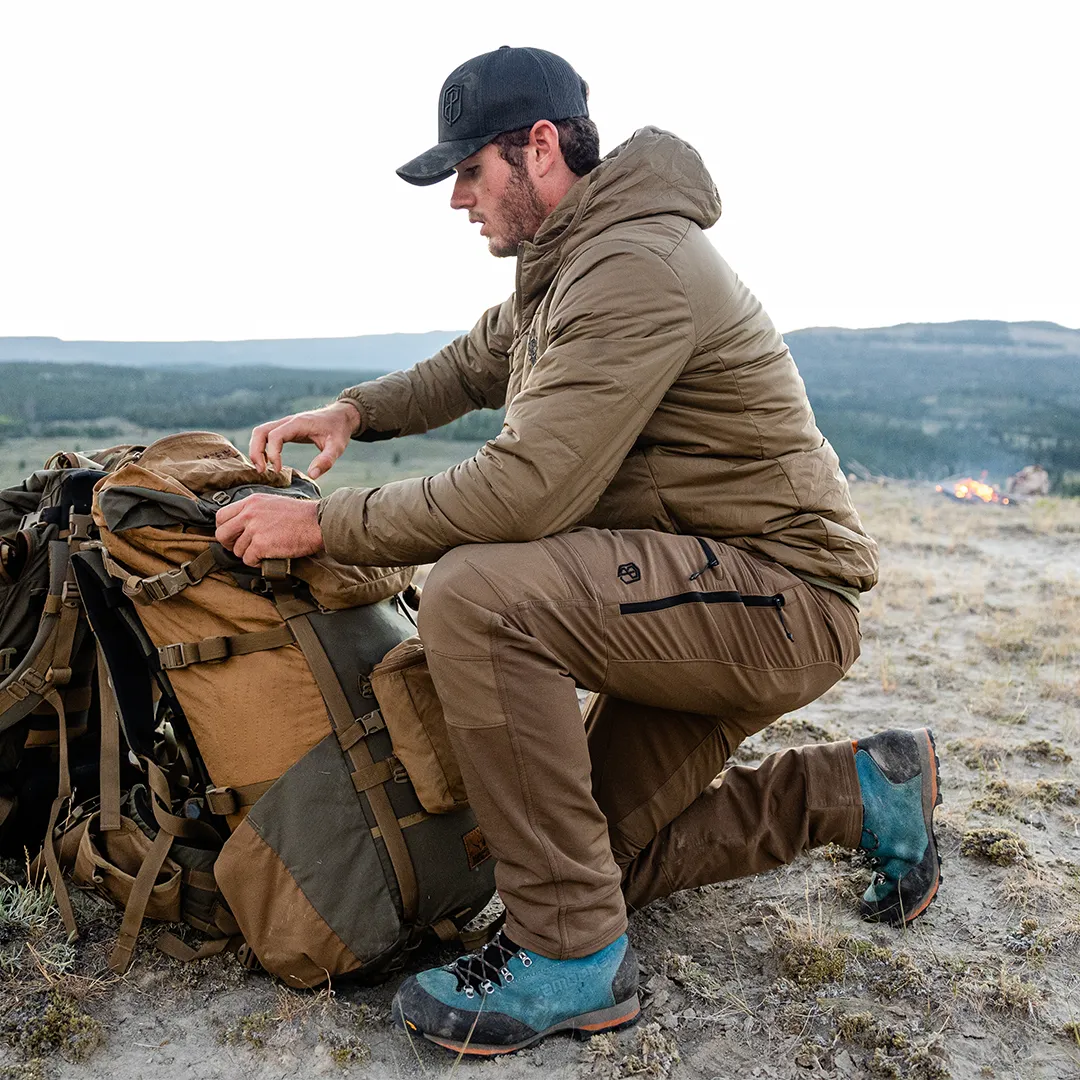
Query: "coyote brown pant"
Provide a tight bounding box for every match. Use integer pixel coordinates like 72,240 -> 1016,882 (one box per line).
418,528 -> 864,960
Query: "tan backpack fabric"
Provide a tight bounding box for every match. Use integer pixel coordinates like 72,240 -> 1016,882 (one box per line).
369,637 -> 468,815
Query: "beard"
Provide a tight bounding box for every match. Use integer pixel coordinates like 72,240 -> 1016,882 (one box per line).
487,166 -> 549,258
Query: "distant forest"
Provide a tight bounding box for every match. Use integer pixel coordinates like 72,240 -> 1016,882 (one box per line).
2,318 -> 1079,494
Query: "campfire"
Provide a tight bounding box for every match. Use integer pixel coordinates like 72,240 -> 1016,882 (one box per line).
936,478 -> 1010,505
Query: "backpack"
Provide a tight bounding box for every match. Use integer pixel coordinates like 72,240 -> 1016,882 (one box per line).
69,432 -> 496,986
0,447 -> 138,936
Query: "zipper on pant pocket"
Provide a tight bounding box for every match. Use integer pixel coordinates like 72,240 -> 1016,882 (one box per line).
619,586 -> 796,641
688,538 -> 720,581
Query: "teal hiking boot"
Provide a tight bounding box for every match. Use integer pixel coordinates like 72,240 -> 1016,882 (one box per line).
391,928 -> 640,1056
856,727 -> 942,926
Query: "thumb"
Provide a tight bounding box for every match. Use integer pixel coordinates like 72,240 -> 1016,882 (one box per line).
309,450 -> 335,479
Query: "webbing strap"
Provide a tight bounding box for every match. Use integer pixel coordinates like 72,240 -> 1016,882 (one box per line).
97,647 -> 122,832
431,918 -> 458,943
50,569 -> 83,682
156,625 -> 294,671
351,758 -> 394,793
275,589 -> 419,924
155,931 -> 241,964
204,780 -> 275,818
109,829 -> 173,974
143,759 -> 222,846
0,560 -> 82,726
40,688 -> 78,942
104,547 -> 222,605
370,810 -> 429,839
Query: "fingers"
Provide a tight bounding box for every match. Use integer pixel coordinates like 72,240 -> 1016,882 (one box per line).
214,501 -> 247,549
249,414 -> 309,474
249,403 -> 359,476
309,434 -> 348,480
248,417 -> 288,472
263,423 -> 292,475
308,452 -> 332,480
214,495 -> 323,568
215,501 -> 264,566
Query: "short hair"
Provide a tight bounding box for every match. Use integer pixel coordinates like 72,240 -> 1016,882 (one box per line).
492,117 -> 601,177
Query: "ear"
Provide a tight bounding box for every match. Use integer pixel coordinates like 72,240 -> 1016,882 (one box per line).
528,120 -> 562,178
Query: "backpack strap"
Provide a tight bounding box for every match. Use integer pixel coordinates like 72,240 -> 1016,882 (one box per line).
102,546 -> 223,605
97,646 -> 123,832
204,780 -> 275,817
108,757 -> 222,974
39,687 -> 78,941
270,584 -> 420,925
155,626 -> 295,670
108,828 -> 173,974
155,932 -> 240,964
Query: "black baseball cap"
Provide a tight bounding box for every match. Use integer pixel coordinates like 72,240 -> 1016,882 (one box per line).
397,46 -> 589,186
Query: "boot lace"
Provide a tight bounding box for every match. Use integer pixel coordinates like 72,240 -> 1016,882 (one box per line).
448,929 -> 532,998
862,828 -> 887,882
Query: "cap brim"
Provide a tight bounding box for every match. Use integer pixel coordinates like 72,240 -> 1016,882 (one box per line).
396,134 -> 497,186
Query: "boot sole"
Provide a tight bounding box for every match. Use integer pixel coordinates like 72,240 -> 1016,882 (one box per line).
864,727 -> 942,926
408,996 -> 641,1056
903,727 -> 942,924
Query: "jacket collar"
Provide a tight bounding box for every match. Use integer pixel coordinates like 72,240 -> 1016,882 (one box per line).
514,127 -> 722,325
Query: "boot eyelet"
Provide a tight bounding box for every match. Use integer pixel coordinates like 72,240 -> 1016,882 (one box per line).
464,987 -> 475,998
519,953 -> 532,967
481,980 -> 495,994
500,967 -> 512,981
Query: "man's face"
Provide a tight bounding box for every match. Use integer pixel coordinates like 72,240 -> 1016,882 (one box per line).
450,142 -> 548,258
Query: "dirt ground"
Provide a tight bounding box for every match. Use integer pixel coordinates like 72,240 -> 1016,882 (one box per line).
2,483 -> 1079,1080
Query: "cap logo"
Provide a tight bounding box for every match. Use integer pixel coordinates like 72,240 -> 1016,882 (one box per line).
442,84 -> 463,126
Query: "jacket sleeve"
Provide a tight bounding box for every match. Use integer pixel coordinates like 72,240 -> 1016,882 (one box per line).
337,297 -> 514,441
319,243 -> 695,565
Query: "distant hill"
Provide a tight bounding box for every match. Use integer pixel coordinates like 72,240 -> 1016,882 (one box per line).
0,332 -> 461,372
788,320 -> 1080,408
2,321 -> 1078,488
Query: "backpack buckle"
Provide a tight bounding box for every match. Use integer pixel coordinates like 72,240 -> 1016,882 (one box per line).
140,565 -> 196,603
158,641 -> 201,670
0,648 -> 15,676
359,708 -> 385,734
205,787 -> 240,817
259,558 -> 291,581
9,669 -> 47,699
67,511 -> 94,541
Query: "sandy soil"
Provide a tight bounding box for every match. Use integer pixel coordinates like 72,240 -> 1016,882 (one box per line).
2,484 -> 1079,1080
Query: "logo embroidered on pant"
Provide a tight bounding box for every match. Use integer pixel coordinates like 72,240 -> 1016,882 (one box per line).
617,562 -> 642,585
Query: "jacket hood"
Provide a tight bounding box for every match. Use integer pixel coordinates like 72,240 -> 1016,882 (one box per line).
518,127 -> 722,307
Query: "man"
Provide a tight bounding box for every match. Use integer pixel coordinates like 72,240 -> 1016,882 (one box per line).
216,46 -> 942,1056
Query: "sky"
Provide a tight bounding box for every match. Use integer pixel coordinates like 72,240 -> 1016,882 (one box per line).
1,1 -> 1077,342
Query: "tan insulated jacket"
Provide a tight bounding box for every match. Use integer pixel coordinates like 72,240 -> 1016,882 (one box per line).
320,128 -> 878,591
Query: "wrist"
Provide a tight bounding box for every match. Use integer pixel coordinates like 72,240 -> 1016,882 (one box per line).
334,398 -> 364,435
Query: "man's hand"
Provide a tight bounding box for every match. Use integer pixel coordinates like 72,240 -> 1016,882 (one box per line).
215,494 -> 325,568
249,400 -> 363,479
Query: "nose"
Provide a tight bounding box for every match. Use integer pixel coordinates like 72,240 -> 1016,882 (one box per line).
450,175 -> 474,211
